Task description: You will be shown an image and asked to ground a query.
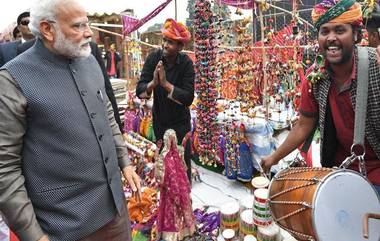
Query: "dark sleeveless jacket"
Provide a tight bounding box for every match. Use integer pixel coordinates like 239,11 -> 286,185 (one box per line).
313,47 -> 380,167
4,39 -> 125,241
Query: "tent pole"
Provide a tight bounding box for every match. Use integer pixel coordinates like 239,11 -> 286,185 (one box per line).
259,4 -> 269,120
175,0 -> 178,21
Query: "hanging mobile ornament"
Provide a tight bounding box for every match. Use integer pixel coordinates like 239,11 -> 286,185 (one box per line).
194,0 -> 221,167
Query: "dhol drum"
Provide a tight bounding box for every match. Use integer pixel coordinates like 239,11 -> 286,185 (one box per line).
222,229 -> 236,241
244,234 -> 257,241
269,167 -> 380,241
251,176 -> 270,190
240,209 -> 256,238
253,188 -> 272,226
220,202 -> 240,232
239,196 -> 254,213
257,223 -> 280,241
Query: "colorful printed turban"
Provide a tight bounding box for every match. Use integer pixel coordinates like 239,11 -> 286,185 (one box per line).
312,0 -> 363,29
161,18 -> 191,44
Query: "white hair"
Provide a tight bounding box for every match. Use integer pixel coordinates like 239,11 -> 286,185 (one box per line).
29,0 -> 65,38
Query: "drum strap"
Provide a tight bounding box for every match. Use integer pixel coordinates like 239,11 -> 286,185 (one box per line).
354,47 -> 369,152
354,47 -> 369,175
340,47 -> 369,176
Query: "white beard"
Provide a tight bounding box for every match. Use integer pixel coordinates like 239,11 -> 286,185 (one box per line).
53,26 -> 91,58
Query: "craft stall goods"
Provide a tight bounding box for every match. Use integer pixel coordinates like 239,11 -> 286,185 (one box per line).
251,176 -> 270,190
220,201 -> 240,233
223,122 -> 240,180
125,39 -> 142,81
123,95 -> 156,142
234,17 -> 259,112
123,131 -> 157,188
239,196 -> 254,213
127,187 -> 158,224
213,2 -> 308,131
217,51 -> 238,100
221,229 -> 236,241
244,234 -> 257,241
239,209 -> 256,239
123,131 -> 157,160
253,188 -> 272,227
256,223 -> 280,241
155,129 -> 196,241
217,106 -> 278,181
222,121 -> 257,182
194,0 -> 221,167
193,208 -> 220,238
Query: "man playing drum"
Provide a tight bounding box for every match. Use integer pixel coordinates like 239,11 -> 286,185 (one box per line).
262,0 -> 380,196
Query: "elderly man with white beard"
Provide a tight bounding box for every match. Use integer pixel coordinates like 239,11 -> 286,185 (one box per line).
0,0 -> 140,241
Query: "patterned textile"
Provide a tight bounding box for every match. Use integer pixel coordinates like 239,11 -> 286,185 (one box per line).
156,130 -> 195,241
216,0 -> 253,9
122,15 -> 139,36
312,0 -> 363,29
313,47 -> 380,163
237,142 -> 254,182
3,39 -> 125,241
128,188 -> 157,223
124,108 -> 137,133
121,0 -> 173,36
162,19 -> 191,44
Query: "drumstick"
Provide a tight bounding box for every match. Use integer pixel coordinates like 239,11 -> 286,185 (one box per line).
256,159 -> 270,180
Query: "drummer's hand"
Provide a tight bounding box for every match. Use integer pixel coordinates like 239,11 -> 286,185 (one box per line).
261,155 -> 277,173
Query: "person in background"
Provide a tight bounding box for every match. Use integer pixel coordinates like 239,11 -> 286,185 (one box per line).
0,11 -> 34,66
261,0 -> 380,196
136,18 -> 195,182
0,0 -> 140,240
12,27 -> 22,41
105,43 -> 121,78
16,11 -> 35,42
364,2 -> 380,48
91,42 -> 124,132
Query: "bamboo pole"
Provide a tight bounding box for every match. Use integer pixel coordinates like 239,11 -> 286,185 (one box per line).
252,3 -> 256,43
90,26 -> 157,47
175,0 -> 178,21
125,40 -> 130,80
265,1 -> 314,29
258,4 -> 269,120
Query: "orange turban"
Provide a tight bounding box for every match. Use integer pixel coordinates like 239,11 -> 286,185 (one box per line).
312,0 -> 363,29
161,18 -> 191,44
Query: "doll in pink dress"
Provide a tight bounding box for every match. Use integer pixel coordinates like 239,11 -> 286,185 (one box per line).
155,129 -> 195,241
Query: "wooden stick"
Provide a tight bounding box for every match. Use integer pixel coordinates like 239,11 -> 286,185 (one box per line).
259,5 -> 269,120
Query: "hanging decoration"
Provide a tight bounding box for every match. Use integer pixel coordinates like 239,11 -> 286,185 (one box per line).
121,0 -> 173,36
223,122 -> 239,179
234,17 -> 260,112
194,0 -> 221,166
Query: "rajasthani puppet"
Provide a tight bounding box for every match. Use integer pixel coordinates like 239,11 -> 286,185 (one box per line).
155,129 -> 195,240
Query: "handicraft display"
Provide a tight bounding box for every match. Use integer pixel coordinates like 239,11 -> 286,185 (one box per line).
194,0 -> 221,166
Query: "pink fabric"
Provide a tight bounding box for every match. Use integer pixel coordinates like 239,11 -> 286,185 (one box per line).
122,0 -> 173,36
122,15 -> 139,35
123,109 -> 136,133
216,0 -> 253,9
157,143 -> 194,234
